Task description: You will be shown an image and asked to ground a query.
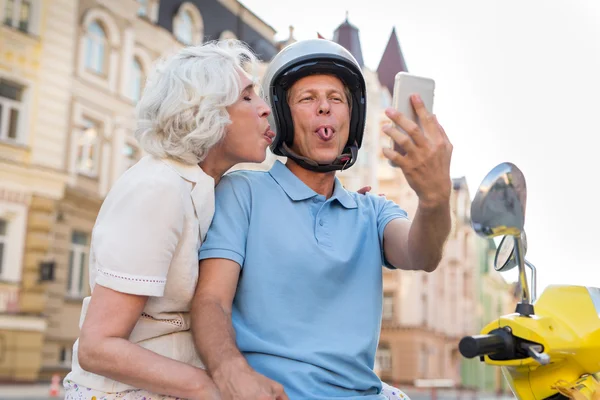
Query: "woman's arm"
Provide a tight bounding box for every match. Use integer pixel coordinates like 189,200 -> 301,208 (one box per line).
78,284 -> 219,400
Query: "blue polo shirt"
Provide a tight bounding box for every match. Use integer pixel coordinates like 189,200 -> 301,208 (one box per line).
199,161 -> 408,400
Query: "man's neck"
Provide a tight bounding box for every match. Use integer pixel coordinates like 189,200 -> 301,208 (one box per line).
285,159 -> 336,198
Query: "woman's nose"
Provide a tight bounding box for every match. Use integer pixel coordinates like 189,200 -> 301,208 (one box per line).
258,97 -> 271,117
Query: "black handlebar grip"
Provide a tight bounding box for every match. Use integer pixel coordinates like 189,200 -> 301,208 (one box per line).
459,333 -> 508,358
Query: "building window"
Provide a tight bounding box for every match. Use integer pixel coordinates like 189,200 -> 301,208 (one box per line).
175,10 -> 193,45
422,292 -> 428,326
136,0 -> 148,17
85,21 -> 107,75
0,219 -> 7,276
3,0 -> 13,27
219,30 -> 237,40
484,248 -> 493,274
376,345 -> 392,371
122,143 -> 138,173
136,0 -> 158,22
17,0 -> 29,32
60,345 -> 72,366
67,231 -> 88,298
78,10 -> 120,92
463,271 -> 471,298
173,3 -> 203,45
0,79 -> 24,143
130,58 -> 143,103
496,299 -> 502,317
419,345 -> 428,376
76,118 -> 100,176
0,202 -> 27,283
382,292 -> 394,321
4,0 -> 32,33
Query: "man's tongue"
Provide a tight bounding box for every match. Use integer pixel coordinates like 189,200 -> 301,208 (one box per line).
316,127 -> 334,141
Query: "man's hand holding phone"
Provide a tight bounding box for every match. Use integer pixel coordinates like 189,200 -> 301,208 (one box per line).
382,93 -> 453,210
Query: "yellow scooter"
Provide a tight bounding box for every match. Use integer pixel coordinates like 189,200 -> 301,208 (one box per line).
459,162 -> 600,400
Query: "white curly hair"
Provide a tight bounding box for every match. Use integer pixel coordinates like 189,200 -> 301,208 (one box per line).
135,40 -> 260,164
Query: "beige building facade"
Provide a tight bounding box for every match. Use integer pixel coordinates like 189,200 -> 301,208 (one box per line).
460,236 -> 519,394
0,0 -> 280,382
40,0 -> 175,379
373,173 -> 479,388
0,0 -> 75,381
321,22 -> 484,389
1,0 -> 485,387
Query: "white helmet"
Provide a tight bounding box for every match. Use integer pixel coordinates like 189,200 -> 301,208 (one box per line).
262,39 -> 367,172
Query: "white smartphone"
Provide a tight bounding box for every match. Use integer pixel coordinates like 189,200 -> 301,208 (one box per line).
390,72 -> 435,161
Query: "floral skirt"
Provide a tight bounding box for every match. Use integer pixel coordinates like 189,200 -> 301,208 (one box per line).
64,379 -> 182,399
382,382 -> 411,399
64,378 -> 410,400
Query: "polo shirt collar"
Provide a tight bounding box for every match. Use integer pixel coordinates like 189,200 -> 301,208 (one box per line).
332,177 -> 358,209
269,161 -> 357,209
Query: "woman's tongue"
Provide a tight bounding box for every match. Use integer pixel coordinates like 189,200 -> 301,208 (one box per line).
316,127 -> 334,141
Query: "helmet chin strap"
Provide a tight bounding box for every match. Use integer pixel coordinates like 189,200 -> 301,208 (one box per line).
280,142 -> 358,173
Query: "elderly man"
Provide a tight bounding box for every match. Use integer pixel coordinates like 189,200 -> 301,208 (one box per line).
192,39 -> 453,400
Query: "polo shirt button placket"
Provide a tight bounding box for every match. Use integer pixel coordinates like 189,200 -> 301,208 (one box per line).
315,208 -> 323,242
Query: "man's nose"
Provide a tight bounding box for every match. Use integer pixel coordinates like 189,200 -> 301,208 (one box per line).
317,99 -> 331,115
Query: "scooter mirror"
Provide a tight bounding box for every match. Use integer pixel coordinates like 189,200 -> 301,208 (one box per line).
494,232 -> 528,272
471,162 -> 527,238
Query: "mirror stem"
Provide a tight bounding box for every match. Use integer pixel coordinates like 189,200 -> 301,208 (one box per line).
514,236 -> 534,316
525,260 -> 537,303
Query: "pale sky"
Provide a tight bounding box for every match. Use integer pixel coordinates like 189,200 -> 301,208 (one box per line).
240,0 -> 600,295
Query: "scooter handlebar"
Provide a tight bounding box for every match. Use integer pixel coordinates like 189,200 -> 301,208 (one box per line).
459,333 -> 509,359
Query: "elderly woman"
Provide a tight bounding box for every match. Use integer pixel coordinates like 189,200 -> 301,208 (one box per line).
63,40 -> 273,400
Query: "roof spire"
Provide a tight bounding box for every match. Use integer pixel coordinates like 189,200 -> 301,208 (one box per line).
377,27 -> 409,93
332,14 -> 364,67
